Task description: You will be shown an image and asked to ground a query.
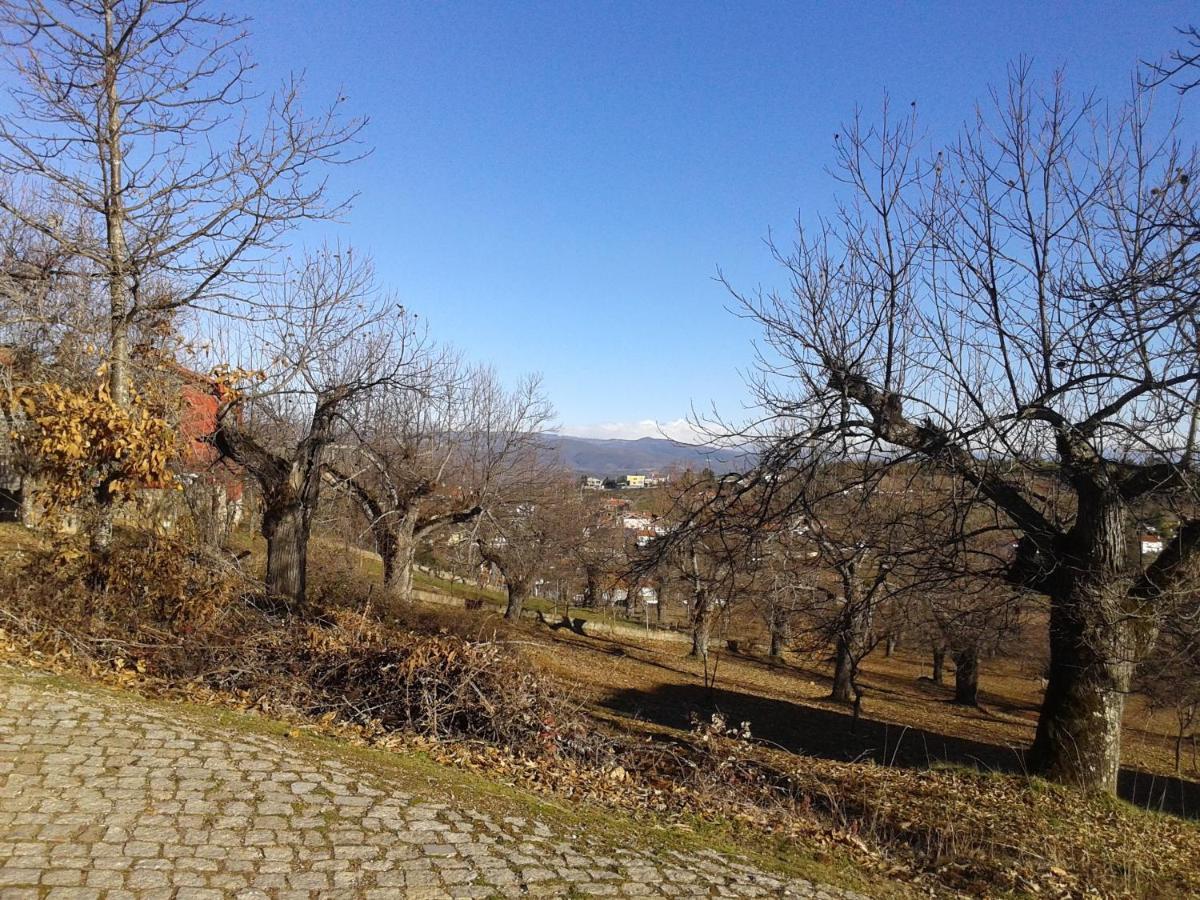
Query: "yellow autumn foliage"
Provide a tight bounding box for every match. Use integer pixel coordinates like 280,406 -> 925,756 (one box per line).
10,380 -> 177,508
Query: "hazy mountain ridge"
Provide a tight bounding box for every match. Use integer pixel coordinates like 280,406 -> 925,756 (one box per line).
540,434 -> 752,478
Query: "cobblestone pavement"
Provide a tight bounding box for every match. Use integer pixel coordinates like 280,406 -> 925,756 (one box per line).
0,674 -> 873,899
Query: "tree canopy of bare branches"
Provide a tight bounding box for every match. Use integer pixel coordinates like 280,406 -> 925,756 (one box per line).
732,66 -> 1200,792
326,364 -> 552,602
0,0 -> 364,407
210,247 -> 424,608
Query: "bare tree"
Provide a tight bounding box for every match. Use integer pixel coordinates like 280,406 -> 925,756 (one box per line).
764,459 -> 933,706
571,494 -> 627,610
326,366 -> 551,602
642,472 -> 757,661
476,472 -> 585,622
733,69 -> 1200,791
210,247 -> 423,608
0,0 -> 363,546
750,531 -> 815,660
910,489 -> 1026,706
1138,615 -> 1200,774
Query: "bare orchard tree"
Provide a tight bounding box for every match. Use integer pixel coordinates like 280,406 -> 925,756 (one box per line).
210,247 -> 425,608
640,472 -> 757,661
476,472 -> 586,622
733,69 -> 1200,791
749,532 -> 814,661
773,458 -> 931,706
326,364 -> 552,602
909,488 -> 1027,707
0,1 -> 363,532
571,493 -> 627,610
0,200 -> 105,379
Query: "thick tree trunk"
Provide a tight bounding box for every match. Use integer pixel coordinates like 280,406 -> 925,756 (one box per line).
885,633 -> 898,657
953,647 -> 979,705
89,481 -> 116,554
831,584 -> 870,704
1028,493 -> 1138,793
504,580 -> 528,621
831,636 -> 854,703
89,508 -> 114,554
1028,584 -> 1134,792
263,501 -> 307,608
931,645 -> 945,684
377,518 -> 416,602
583,569 -> 600,608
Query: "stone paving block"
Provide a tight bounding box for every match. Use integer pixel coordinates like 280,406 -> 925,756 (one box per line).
0,674 -> 871,900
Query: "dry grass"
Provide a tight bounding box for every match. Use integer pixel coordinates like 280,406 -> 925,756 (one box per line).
0,532 -> 590,759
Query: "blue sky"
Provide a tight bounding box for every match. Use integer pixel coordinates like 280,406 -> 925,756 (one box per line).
240,1 -> 1194,440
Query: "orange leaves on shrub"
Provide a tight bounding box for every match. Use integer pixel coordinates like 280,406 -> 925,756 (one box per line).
10,380 -> 177,507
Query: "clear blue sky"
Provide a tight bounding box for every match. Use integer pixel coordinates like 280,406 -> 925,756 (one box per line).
240,1 -> 1194,439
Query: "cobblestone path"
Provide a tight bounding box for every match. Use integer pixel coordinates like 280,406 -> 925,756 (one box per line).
0,673 -> 872,899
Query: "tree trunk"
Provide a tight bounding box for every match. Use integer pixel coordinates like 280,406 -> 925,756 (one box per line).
504,580 -> 527,621
831,636 -> 854,703
769,620 -> 786,660
88,480 -> 116,554
831,584 -> 870,704
95,0 -> 129,552
885,633 -> 898,657
186,480 -> 228,548
1028,585 -> 1134,792
19,477 -> 35,527
583,569 -> 600,608
931,646 -> 945,684
1028,494 -> 1138,793
263,501 -> 307,608
689,593 -> 711,659
207,483 -> 228,548
377,518 -> 416,602
102,0 -> 129,410
953,647 -> 979,705
89,507 -> 114,554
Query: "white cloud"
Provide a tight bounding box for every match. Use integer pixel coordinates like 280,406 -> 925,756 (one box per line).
557,418 -> 707,444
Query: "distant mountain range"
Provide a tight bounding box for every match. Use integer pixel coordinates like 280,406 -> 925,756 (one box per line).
540,434 -> 753,478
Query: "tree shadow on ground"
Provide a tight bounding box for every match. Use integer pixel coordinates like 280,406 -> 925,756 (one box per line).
602,680 -> 1200,819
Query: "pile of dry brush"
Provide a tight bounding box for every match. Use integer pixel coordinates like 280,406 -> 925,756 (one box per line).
0,534 -> 592,760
